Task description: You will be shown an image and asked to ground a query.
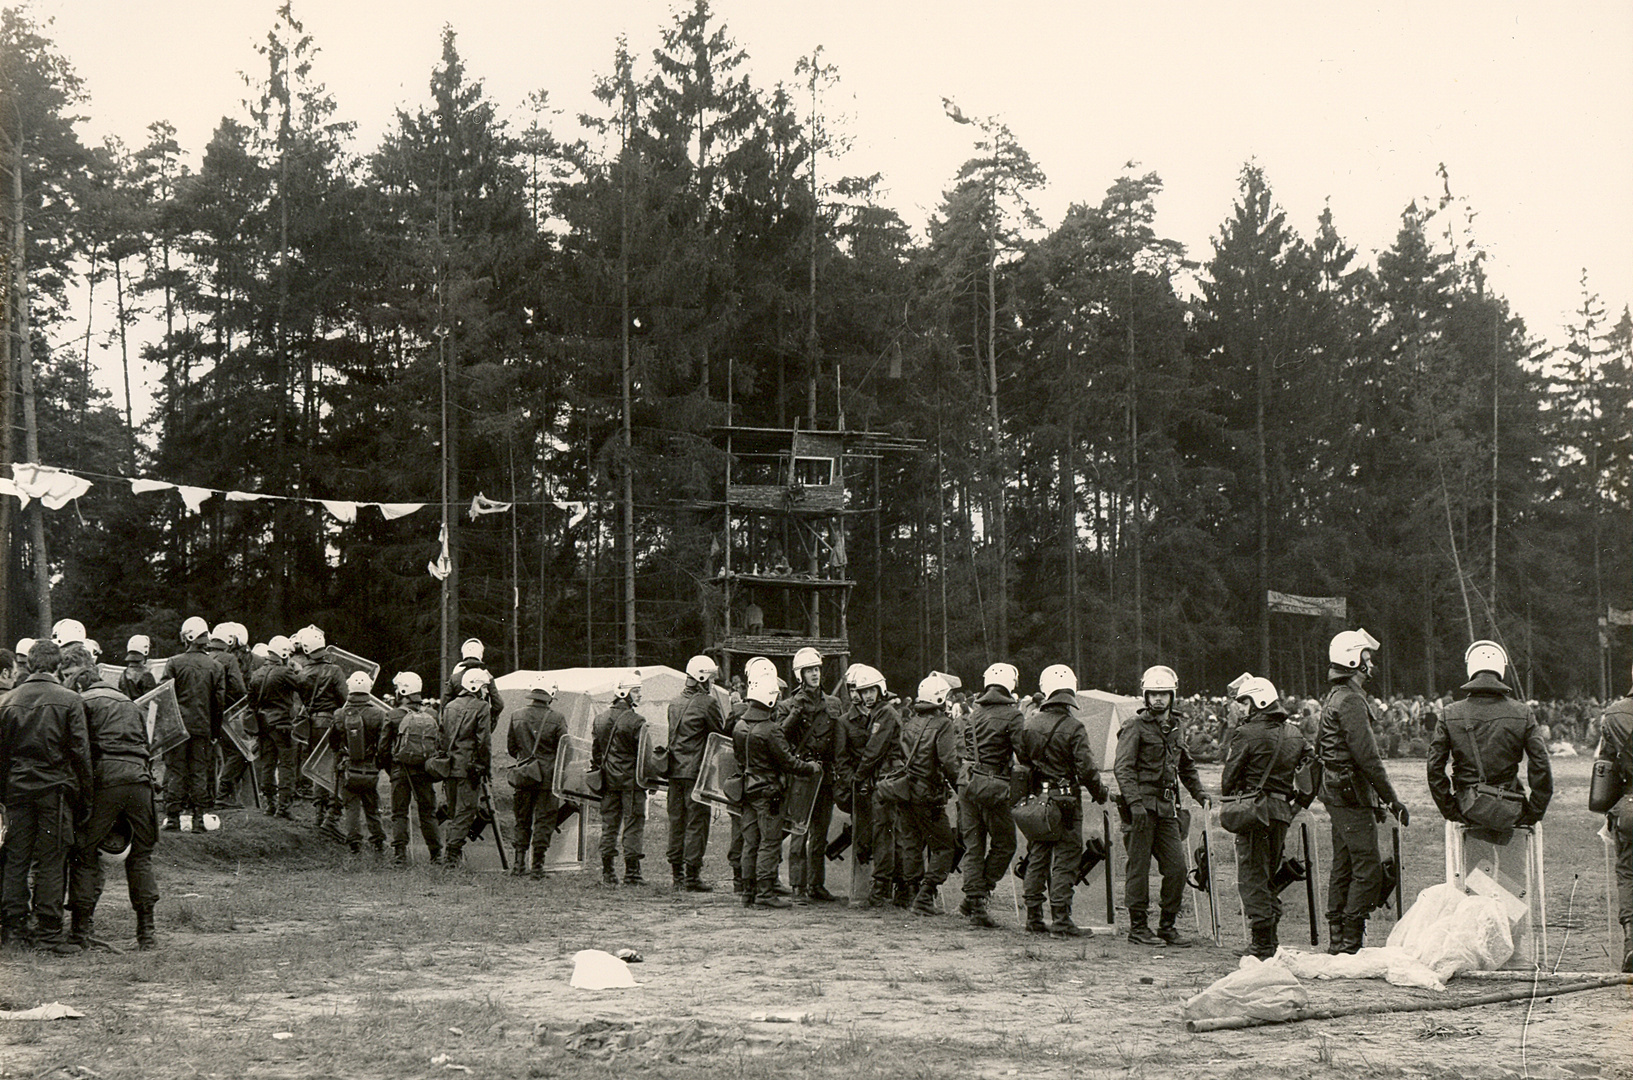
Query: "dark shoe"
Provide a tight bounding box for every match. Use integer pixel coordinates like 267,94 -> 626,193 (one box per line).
1157,923 -> 1194,948
135,906 -> 156,951
69,909 -> 94,950
1050,918 -> 1086,938
755,893 -> 793,909
1128,925 -> 1166,947
1025,906 -> 1049,934
162,814 -> 181,832
49,939 -> 85,955
968,897 -> 998,929
1254,926 -> 1279,960
623,858 -> 644,886
530,856 -> 548,881
1325,920 -> 1346,955
427,849 -> 443,866
958,897 -> 973,917
684,868 -> 715,893
741,877 -> 758,908
602,857 -> 618,887
771,881 -> 793,897
911,884 -> 939,916
892,879 -> 913,909
791,889 -> 810,907
808,885 -> 836,902
392,847 -> 409,867
511,849 -> 529,876
1340,919 -> 1365,954
671,865 -> 687,891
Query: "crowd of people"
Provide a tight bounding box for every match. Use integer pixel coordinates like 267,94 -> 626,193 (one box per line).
1,618 -> 1628,975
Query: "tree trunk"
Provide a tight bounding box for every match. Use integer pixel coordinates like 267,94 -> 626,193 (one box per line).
12,142 -> 50,632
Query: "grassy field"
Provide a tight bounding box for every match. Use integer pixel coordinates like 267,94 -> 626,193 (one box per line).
1,757 -> 1628,1080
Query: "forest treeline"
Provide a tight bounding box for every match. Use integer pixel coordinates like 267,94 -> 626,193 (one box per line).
1,3 -> 1627,699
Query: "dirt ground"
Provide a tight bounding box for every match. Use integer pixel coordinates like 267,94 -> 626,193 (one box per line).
2,758 -> 1628,1080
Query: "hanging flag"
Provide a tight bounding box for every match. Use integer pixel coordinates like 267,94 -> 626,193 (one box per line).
428,523 -> 452,581
468,492 -> 513,519
225,490 -> 270,502
376,502 -> 425,520
176,486 -> 213,514
320,500 -> 358,523
1267,591 -> 1347,618
131,478 -> 173,495
10,463 -> 92,510
555,500 -> 589,528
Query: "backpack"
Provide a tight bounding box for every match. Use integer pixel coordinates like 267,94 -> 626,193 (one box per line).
341,705 -> 373,773
393,705 -> 441,767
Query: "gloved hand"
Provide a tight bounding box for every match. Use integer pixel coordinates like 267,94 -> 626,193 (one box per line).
1515,804 -> 1541,828
806,760 -> 823,777
1389,801 -> 1410,827
1129,804 -> 1149,828
1088,778 -> 1109,805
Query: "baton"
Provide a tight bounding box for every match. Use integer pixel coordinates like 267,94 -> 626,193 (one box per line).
1103,808 -> 1115,927
485,780 -> 508,871
1604,822 -> 1620,959
1200,810 -> 1221,945
1302,821 -> 1319,947
1392,823 -> 1404,918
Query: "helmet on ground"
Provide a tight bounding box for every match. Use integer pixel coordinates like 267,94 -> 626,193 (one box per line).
1464,640 -> 1509,680
615,671 -> 642,700
1235,676 -> 1281,712
1329,629 -> 1380,671
461,638 -> 485,661
916,673 -> 953,708
460,667 -> 492,694
293,625 -> 326,654
267,635 -> 294,661
686,655 -> 719,683
51,619 -> 87,647
982,663 -> 1019,694
393,671 -> 424,697
346,670 -> 374,695
792,647 -> 822,676
530,673 -> 557,698
1038,664 -> 1077,699
744,657 -> 778,684
1140,665 -> 1179,694
745,677 -> 779,708
848,664 -> 886,697
180,617 -> 210,644
126,635 -> 152,660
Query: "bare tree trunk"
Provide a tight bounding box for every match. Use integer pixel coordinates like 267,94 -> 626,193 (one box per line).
12,143 -> 50,631
114,255 -> 135,469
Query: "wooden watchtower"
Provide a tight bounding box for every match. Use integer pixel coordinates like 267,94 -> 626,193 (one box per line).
706,424 -> 918,682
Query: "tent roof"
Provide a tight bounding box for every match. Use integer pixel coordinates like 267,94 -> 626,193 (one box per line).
493,665 -> 687,698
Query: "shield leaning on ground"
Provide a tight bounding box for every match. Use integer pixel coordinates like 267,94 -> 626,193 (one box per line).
782,770 -> 820,836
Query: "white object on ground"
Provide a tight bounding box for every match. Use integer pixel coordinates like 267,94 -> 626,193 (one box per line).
1277,945 -> 1446,991
1182,956 -> 1308,1022
570,949 -> 639,989
0,1002 -> 84,1021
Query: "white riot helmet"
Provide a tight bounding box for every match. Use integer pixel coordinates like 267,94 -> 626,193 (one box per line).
685,655 -> 719,683
210,622 -> 235,647
293,625 -> 326,654
1235,676 -> 1281,712
251,643 -> 270,660
393,671 -> 424,697
228,622 -> 249,648
85,639 -> 102,662
460,667 -> 492,694
1038,664 -> 1078,699
847,663 -> 885,695
1226,672 -> 1254,698
99,814 -> 134,866
745,677 -> 779,708
346,670 -> 374,695
529,673 -> 557,699
15,638 -> 35,657
744,656 -> 778,684
916,673 -> 953,708
267,635 -> 294,662
1329,629 -> 1380,672
126,635 -> 152,660
1140,665 -> 1179,694
982,663 -> 1019,694
51,619 -> 87,647
180,616 -> 210,645
1464,639 -> 1509,680
615,670 -> 642,702
461,638 -> 485,661
792,647 -> 822,677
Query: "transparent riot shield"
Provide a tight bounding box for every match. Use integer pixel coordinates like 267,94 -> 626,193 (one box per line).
635,709 -> 670,790
782,770 -> 820,837
135,680 -> 188,757
1445,819 -> 1547,967
301,740 -> 338,796
692,732 -> 739,815
552,734 -> 599,804
222,699 -> 258,762
325,646 -> 381,684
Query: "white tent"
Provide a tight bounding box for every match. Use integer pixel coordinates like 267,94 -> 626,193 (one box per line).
491,665 -> 690,752
1076,689 -> 1142,774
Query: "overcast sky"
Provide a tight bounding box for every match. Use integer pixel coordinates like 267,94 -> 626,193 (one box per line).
34,0 -> 1633,412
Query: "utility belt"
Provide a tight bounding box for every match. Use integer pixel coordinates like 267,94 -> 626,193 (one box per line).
1038,778 -> 1079,799
1319,761 -> 1374,807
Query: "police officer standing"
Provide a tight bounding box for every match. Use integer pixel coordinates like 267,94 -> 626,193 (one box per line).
1428,641 -> 1552,838
1221,676 -> 1312,959
666,656 -> 727,892
294,626 -> 346,836
958,663 -> 1024,929
1018,664 -> 1109,937
898,674 -> 960,917
850,665 -> 904,908
735,675 -> 820,908
1116,665 -> 1211,947
441,667 -> 494,867
252,635 -> 303,819
508,675 -> 567,878
593,673 -> 648,886
1594,662 -> 1633,972
383,672 -> 444,866
165,617 -> 226,831
783,647 -> 840,904
1318,629 -> 1409,954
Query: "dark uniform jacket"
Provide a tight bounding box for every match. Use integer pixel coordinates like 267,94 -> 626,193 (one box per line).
441,659 -> 505,726
1020,702 -> 1108,800
210,649 -> 248,705
964,688 -> 1024,777
118,664 -> 157,703
781,684 -> 839,765
302,659 -> 347,718
734,701 -> 813,799
329,694 -> 390,773
592,701 -> 644,789
668,683 -> 726,780
167,647 -> 226,740
854,701 -> 905,785
1221,709 -> 1311,823
441,693 -> 493,779
508,701 -> 568,783
253,661 -> 303,731
80,681 -> 152,787
1317,673 -> 1398,808
833,700 -> 874,792
0,671 -> 93,801
1428,672 -> 1552,824
899,706 -> 959,803
1114,706 -> 1203,812
1599,695 -> 1633,794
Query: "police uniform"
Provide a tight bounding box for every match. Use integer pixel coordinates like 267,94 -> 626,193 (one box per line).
958,687 -> 1024,919
383,696 -> 444,864
1115,705 -> 1207,943
164,643 -> 226,821
440,690 -> 493,865
300,654 -> 347,830
1317,670 -> 1399,951
252,658 -> 303,817
1022,696 -> 1109,935
783,683 -> 841,901
897,703 -> 959,915
328,692 -> 389,852
592,698 -> 647,883
1595,691 -> 1633,971
1221,705 -> 1310,958
854,697 -> 906,906
734,698 -> 818,906
665,681 -> 726,890
507,693 -> 567,876
1427,670 -> 1552,837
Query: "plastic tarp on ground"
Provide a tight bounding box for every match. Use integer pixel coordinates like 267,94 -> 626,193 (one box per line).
1075,689 -> 1141,771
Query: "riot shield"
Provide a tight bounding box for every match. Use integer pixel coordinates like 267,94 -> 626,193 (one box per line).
301,740 -> 338,796
325,646 -> 381,684
691,732 -> 739,815
635,711 -> 670,790
782,770 -> 820,836
552,734 -> 600,803
222,700 -> 258,761
135,680 -> 189,757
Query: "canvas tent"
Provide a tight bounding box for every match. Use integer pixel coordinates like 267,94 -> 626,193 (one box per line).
491,665 -> 692,759
1075,689 -> 1142,779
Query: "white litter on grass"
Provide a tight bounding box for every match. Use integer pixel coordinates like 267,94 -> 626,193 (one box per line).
570,949 -> 639,989
0,1002 -> 84,1021
272,1032 -> 293,1040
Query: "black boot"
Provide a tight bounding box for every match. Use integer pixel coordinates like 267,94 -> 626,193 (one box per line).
732,868 -> 744,894
530,851 -> 548,880
134,905 -> 156,951
1340,918 -> 1365,954
1050,906 -> 1086,937
1128,922 -> 1165,946
1157,915 -> 1194,948
1325,919 -> 1346,955
911,881 -> 939,916
741,875 -> 758,908
392,845 -> 409,867
968,896 -> 998,929
1256,925 -> 1279,959
756,881 -> 792,909
1025,905 -> 1049,934
602,856 -> 618,887
671,863 -> 687,891
684,866 -> 714,893
623,856 -> 644,886
68,908 -> 94,951
892,878 -> 912,909
511,848 -> 528,876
